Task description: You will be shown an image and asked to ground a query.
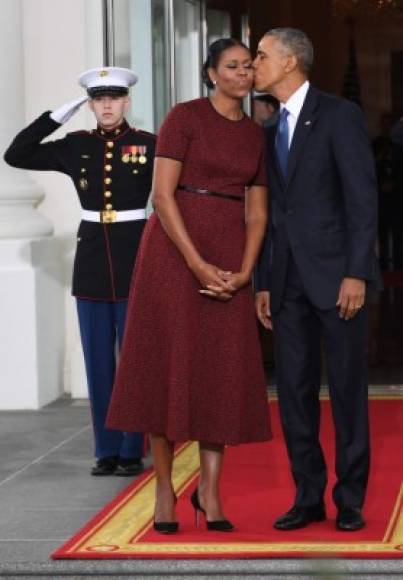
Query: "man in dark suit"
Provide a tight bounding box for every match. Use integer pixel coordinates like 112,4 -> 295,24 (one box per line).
254,29 -> 378,531
4,67 -> 156,477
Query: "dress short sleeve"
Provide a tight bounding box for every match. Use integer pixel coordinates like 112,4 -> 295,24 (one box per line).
156,103 -> 191,162
250,142 -> 268,187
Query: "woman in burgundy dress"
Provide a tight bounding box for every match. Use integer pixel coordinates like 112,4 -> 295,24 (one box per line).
107,38 -> 271,533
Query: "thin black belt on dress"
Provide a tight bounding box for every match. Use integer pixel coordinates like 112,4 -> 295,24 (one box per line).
178,184 -> 243,202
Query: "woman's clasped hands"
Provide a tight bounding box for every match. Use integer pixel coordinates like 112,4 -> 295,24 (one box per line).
192,261 -> 250,301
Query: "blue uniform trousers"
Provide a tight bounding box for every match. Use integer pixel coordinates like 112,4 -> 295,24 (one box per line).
76,299 -> 143,460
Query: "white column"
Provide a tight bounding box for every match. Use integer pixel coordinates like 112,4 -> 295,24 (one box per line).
0,0 -> 64,409
129,0 -> 155,131
0,0 -> 53,238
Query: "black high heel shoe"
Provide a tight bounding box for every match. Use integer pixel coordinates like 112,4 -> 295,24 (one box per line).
153,493 -> 178,534
190,489 -> 234,532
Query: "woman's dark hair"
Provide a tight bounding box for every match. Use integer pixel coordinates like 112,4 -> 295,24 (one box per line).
202,38 -> 250,89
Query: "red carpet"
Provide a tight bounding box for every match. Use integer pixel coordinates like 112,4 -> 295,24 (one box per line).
52,398 -> 403,559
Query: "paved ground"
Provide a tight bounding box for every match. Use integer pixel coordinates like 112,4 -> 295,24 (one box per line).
0,397 -> 147,563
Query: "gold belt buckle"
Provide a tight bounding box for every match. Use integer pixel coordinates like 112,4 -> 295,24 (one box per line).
100,209 -> 117,223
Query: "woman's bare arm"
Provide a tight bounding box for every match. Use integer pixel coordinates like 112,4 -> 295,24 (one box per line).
152,157 -> 234,294
206,185 -> 268,294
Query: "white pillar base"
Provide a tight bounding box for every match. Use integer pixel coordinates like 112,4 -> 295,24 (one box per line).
61,240 -> 88,400
70,341 -> 88,399
0,237 -> 64,409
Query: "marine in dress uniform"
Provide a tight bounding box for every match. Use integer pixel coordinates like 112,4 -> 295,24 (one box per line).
4,67 -> 156,476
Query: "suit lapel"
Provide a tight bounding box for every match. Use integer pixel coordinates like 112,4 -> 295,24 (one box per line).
286,86 -> 319,189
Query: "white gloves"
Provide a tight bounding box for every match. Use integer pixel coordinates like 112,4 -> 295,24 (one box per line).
50,95 -> 88,124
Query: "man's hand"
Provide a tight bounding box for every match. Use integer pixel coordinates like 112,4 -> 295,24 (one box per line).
336,277 -> 366,320
50,95 -> 88,124
255,291 -> 272,330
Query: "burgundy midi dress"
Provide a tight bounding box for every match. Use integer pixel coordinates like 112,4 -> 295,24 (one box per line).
107,97 -> 271,445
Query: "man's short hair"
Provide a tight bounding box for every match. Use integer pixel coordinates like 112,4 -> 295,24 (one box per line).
265,28 -> 314,74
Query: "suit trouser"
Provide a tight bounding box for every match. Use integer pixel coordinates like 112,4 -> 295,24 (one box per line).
272,257 -> 370,509
76,299 -> 144,460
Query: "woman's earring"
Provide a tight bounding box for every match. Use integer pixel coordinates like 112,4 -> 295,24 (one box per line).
213,80 -> 217,86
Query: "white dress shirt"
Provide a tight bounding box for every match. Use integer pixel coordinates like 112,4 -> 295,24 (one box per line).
281,80 -> 310,148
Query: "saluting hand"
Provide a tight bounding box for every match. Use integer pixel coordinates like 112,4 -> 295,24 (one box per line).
50,95 -> 88,125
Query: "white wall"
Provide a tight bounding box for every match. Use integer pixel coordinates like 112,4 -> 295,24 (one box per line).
21,0 -> 104,397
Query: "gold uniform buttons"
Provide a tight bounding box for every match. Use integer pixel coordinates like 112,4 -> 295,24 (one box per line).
106,152 -> 113,159
105,203 -> 113,210
107,141 -> 114,148
104,177 -> 112,184
105,164 -> 112,171
104,191 -> 112,198
80,168 -> 86,173
133,169 -> 138,174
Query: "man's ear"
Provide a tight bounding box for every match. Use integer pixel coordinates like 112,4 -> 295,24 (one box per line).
88,99 -> 95,112
284,54 -> 298,74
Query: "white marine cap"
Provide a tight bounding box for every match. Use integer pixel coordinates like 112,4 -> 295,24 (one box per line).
79,67 -> 138,97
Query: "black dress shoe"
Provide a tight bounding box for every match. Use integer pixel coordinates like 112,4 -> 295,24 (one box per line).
114,457 -> 144,477
336,507 -> 365,531
91,456 -> 118,476
274,504 -> 326,530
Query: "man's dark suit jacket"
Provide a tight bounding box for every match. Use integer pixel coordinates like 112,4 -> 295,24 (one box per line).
256,85 -> 378,313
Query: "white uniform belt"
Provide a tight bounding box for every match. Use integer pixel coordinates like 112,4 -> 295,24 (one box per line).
82,208 -> 146,223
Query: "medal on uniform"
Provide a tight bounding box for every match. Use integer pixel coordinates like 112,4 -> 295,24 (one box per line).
79,177 -> 89,190
121,145 -> 136,163
131,145 -> 139,163
138,145 -> 147,164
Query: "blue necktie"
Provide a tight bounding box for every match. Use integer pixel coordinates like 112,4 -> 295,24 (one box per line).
275,107 -> 289,177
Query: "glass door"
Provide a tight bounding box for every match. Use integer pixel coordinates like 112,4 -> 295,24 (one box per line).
173,0 -> 203,103
108,0 -> 250,127
204,0 -> 250,111
111,0 -> 171,132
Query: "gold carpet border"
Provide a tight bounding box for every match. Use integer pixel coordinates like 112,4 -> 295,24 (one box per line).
319,393 -> 402,401
266,393 -> 403,402
80,542 -> 402,554
68,436 -> 403,556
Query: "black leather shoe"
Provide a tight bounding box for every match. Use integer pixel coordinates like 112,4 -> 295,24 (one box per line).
91,456 -> 118,476
114,458 -> 144,477
274,504 -> 326,530
336,507 -> 365,531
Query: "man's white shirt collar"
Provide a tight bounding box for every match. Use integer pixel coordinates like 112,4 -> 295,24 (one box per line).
282,80 -> 310,120
280,81 -> 310,146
